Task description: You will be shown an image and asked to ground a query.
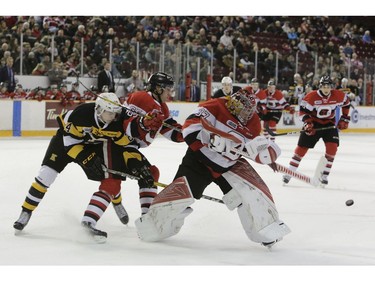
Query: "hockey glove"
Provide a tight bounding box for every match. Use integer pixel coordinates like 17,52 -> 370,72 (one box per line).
337,115 -> 350,130
76,150 -> 104,179
303,121 -> 316,136
140,110 -> 165,131
137,165 -> 155,189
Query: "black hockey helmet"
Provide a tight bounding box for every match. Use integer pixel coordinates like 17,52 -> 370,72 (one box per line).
147,72 -> 174,93
319,75 -> 333,87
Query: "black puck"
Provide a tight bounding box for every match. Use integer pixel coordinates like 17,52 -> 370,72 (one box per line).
345,199 -> 354,206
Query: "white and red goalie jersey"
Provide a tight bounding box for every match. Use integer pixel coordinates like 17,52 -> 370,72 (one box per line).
299,89 -> 350,125
122,90 -> 183,147
183,97 -> 262,178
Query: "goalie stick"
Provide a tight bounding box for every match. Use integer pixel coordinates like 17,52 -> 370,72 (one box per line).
264,123 -> 336,136
200,118 -> 322,187
102,166 -> 224,204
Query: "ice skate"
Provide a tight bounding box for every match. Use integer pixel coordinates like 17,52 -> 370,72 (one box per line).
319,176 -> 328,187
13,210 -> 32,232
261,238 -> 282,250
113,203 -> 129,225
81,221 -> 107,243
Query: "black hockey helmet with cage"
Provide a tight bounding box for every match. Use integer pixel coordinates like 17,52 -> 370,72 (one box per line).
147,72 -> 174,93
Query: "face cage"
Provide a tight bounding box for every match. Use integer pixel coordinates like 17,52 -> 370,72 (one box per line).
227,97 -> 255,125
154,84 -> 174,95
95,105 -> 120,124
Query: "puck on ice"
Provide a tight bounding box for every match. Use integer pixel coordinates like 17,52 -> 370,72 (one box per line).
345,199 -> 354,206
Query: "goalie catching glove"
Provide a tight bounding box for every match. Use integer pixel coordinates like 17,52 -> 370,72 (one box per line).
245,136 -> 281,164
139,109 -> 165,132
76,150 -> 104,179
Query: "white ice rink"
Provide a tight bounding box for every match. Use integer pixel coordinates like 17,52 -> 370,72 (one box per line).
1,133 -> 374,279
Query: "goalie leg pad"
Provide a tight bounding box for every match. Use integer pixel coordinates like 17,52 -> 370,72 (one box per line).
135,176 -> 194,242
222,188 -> 242,211
222,159 -> 291,243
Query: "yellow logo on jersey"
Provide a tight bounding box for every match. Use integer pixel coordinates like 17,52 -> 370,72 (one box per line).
50,154 -> 58,161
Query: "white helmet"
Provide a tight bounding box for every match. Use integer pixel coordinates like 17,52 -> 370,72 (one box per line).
221,76 -> 233,85
95,92 -> 122,124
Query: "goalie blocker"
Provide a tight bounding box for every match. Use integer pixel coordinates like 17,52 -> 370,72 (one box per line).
135,159 -> 290,245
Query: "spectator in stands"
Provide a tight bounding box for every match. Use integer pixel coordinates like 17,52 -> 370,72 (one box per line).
351,53 -> 363,70
31,63 -> 46,76
0,82 -> 10,99
24,51 -> 38,75
97,61 -> 115,93
189,79 -> 200,102
10,84 -> 27,99
297,38 -> 308,53
124,70 -> 144,96
0,56 -> 16,92
48,61 -> 66,86
287,27 -> 298,40
362,30 -> 373,44
219,28 -> 234,50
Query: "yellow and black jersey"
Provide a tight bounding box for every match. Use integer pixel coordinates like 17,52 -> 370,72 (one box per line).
57,103 -> 138,160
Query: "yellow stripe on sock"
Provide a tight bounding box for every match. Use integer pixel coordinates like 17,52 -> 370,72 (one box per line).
112,194 -> 122,204
22,201 -> 37,211
32,182 -> 48,193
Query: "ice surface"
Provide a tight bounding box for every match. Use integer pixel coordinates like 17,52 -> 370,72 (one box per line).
1,134 -> 374,279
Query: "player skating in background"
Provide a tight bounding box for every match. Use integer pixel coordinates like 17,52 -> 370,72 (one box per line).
260,79 -> 295,142
212,76 -> 241,98
282,75 -> 351,186
135,88 -> 291,248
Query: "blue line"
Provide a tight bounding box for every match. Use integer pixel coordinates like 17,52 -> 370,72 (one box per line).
13,100 -> 21,136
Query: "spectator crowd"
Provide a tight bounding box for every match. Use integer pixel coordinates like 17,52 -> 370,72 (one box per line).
0,16 -> 374,105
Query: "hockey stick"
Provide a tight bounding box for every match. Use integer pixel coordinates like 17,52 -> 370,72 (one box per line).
200,118 -> 320,186
264,123 -> 336,136
75,74 -> 182,133
102,166 -> 224,204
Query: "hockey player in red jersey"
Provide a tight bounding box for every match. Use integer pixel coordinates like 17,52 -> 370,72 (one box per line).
135,88 -> 291,248
282,75 -> 351,186
121,72 -> 184,215
261,80 -> 295,141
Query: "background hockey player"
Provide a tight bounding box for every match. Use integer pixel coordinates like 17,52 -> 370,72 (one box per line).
260,79 -> 295,141
121,72 -> 184,215
135,88 -> 291,248
282,75 -> 351,186
13,93 -> 156,243
212,76 -> 241,98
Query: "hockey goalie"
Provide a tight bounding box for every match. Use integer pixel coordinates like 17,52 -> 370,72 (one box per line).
135,89 -> 291,248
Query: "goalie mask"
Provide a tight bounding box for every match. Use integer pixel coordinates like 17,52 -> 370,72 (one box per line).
95,92 -> 122,124
226,89 -> 256,125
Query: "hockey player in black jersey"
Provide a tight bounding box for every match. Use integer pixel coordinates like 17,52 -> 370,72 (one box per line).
212,76 -> 242,98
13,92 -> 162,243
